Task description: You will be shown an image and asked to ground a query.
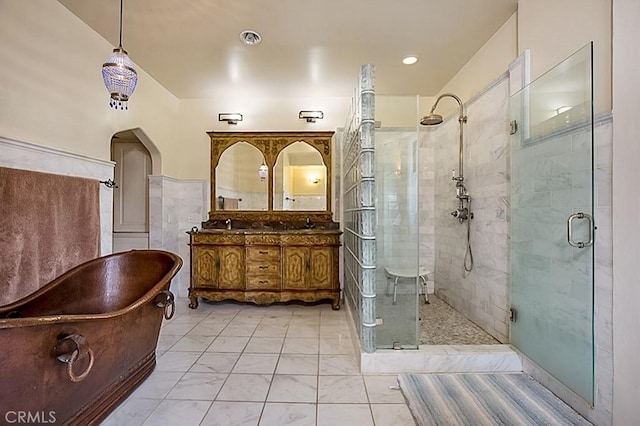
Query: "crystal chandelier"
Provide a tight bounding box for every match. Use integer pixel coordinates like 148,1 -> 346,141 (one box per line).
102,0 -> 137,110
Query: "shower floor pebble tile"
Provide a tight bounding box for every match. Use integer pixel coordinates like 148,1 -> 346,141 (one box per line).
419,294 -> 500,345
102,299 -> 414,426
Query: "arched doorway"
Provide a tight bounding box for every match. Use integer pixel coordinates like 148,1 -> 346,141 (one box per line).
110,129 -> 153,252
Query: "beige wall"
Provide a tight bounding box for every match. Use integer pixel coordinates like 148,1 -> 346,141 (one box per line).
0,2 -> 350,181
375,96 -> 421,128
0,1 -> 180,174
436,14 -> 518,113
432,1 -> 611,116
1,1 -> 613,177
612,0 -> 640,422
291,166 -> 326,195
518,0 -> 612,113
175,97 -> 349,180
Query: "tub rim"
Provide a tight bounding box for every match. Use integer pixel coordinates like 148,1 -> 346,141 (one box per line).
0,249 -> 183,329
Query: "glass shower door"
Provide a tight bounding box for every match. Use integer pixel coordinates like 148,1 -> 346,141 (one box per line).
510,43 -> 594,403
374,124 -> 419,349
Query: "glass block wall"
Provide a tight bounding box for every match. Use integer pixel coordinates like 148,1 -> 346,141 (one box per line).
341,64 -> 377,353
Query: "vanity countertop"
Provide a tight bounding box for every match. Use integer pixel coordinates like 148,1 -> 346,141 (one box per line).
188,228 -> 341,235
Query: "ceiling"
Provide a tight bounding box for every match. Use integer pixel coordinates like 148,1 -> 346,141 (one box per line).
58,0 -> 517,100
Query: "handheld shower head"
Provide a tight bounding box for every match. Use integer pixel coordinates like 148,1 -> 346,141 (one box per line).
420,113 -> 443,126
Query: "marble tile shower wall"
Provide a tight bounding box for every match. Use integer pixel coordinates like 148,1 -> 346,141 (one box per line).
149,176 -> 207,298
427,76 -> 511,343
418,129 -> 436,279
592,118 -> 613,425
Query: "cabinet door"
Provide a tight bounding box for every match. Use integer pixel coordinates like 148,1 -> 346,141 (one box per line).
192,246 -> 218,288
218,246 -> 245,290
282,247 -> 308,289
308,247 -> 333,289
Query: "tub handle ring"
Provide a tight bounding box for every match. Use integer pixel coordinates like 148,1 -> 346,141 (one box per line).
155,290 -> 175,320
55,334 -> 95,383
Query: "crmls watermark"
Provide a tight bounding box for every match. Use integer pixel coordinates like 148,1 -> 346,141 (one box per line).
4,411 -> 57,424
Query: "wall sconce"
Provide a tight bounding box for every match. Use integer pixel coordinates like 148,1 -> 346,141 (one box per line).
308,175 -> 321,184
219,113 -> 243,124
299,110 -> 324,123
258,162 -> 268,180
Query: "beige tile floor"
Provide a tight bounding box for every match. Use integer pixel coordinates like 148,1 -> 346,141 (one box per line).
102,299 -> 415,426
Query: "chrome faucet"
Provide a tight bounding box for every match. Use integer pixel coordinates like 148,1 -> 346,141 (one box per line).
303,217 -> 316,229
225,218 -> 232,230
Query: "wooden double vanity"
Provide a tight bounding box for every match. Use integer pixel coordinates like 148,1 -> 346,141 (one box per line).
188,132 -> 341,310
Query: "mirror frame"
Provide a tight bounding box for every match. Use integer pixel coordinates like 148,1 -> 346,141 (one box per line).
207,131 -> 335,222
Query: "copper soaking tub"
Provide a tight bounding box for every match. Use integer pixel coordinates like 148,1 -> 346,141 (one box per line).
0,250 -> 182,425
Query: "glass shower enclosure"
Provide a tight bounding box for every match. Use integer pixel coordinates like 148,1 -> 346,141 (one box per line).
510,43 -> 595,404
374,96 -> 421,349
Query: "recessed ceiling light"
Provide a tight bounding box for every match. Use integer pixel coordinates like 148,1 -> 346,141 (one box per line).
402,56 -> 418,65
239,30 -> 262,46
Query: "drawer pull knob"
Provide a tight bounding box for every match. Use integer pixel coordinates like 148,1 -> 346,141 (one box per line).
259,251 -> 269,254
259,265 -> 268,269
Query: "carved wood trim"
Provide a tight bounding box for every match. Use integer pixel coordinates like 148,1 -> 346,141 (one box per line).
189,227 -> 341,310
189,290 -> 340,307
206,131 -> 334,221
191,233 -> 245,244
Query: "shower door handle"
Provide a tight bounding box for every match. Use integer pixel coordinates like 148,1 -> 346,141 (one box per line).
567,212 -> 594,248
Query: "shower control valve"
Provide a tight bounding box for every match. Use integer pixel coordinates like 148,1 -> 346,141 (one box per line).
450,208 -> 471,222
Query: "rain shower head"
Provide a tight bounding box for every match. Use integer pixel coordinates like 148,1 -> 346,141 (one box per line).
420,93 -> 466,126
420,113 -> 444,126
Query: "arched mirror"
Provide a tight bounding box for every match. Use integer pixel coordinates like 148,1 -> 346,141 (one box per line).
206,131 -> 334,224
273,141 -> 327,211
215,141 -> 268,211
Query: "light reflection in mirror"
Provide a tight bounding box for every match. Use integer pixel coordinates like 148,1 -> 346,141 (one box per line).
215,141 -> 268,211
273,141 -> 326,211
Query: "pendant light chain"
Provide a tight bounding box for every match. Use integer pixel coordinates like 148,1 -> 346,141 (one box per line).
118,0 -> 123,48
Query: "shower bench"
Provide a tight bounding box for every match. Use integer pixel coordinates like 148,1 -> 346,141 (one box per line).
384,266 -> 431,305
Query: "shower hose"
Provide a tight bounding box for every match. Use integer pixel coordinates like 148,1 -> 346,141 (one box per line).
464,198 -> 474,274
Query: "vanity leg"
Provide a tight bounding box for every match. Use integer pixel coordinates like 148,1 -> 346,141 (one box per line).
331,298 -> 340,310
188,296 -> 199,309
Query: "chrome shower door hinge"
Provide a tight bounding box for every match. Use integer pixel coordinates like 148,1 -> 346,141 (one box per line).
509,307 -> 517,323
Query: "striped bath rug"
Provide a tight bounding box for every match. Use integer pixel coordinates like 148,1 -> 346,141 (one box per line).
397,373 -> 592,426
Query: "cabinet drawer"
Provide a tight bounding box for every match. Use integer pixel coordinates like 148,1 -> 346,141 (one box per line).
246,246 -> 281,262
247,261 -> 280,276
246,276 -> 281,290
245,234 -> 281,245
280,234 -> 340,246
192,233 -> 244,245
